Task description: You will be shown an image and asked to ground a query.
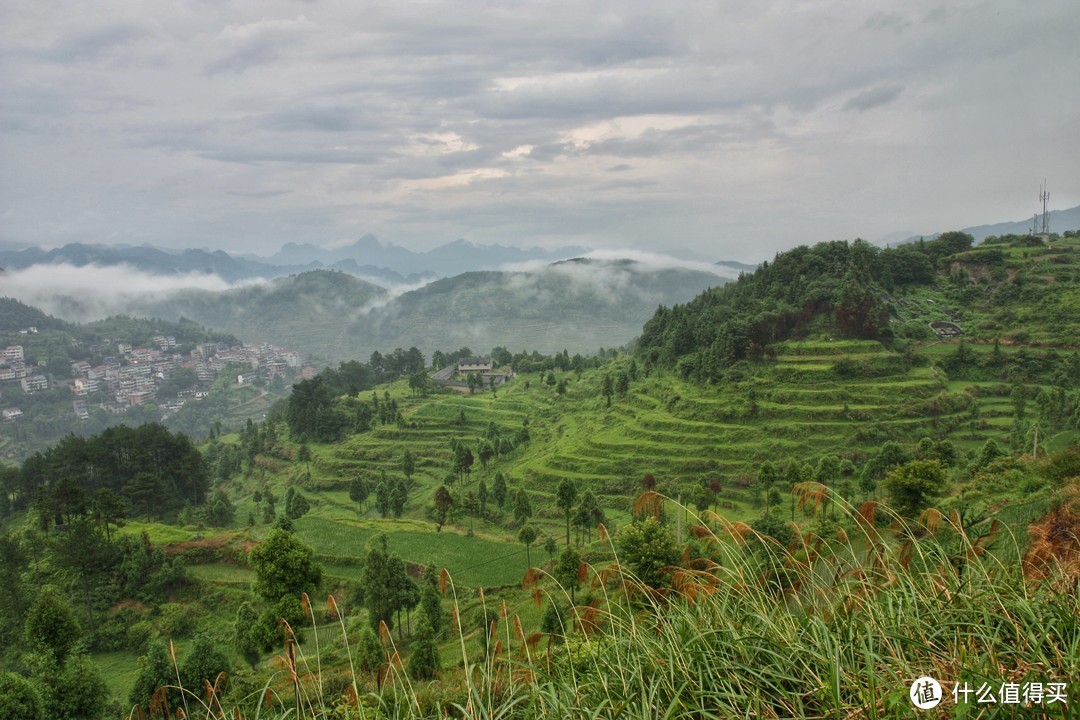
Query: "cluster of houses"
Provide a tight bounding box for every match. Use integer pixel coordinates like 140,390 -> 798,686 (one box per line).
2,337 -> 313,423
1,343 -> 48,422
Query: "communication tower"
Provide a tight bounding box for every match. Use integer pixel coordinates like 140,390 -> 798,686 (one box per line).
1039,180 -> 1050,234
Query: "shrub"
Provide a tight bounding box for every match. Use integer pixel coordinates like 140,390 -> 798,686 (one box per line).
0,672 -> 42,720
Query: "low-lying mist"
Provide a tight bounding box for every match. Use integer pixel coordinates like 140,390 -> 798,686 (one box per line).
0,264 -> 259,323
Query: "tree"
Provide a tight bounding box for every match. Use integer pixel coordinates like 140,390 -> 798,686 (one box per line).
602,375 -> 613,407
90,488 -> 126,543
349,476 -> 370,511
249,529 -> 322,603
286,376 -> 346,442
882,460 -> 946,519
206,487 -> 236,526
492,472 -> 508,509
861,441 -> 912,492
402,450 -> 416,480
513,489 -> 533,526
385,555 -> 419,638
834,268 -> 885,338
478,441 -> 495,471
518,525 -> 539,567
129,640 -> 177,715
356,625 -> 384,675
390,480 -> 408,519
296,443 -> 312,470
361,535 -> 396,631
477,478 -> 489,515
0,672 -> 43,720
973,439 -> 1005,471
462,491 -> 480,532
407,616 -> 440,680
419,582 -> 444,637
408,371 -> 429,397
24,586 -> 80,664
554,545 -> 583,603
616,518 -> 678,589
433,486 -> 453,531
541,602 -> 567,638
544,535 -> 559,561
234,602 -> 261,669
555,479 -> 578,545
375,480 -> 391,517
180,631 -> 230,696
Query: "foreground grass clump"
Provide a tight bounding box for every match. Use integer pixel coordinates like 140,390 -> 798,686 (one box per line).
138,493 -> 1079,720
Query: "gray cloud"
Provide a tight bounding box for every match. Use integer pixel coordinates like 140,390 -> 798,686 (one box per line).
0,0 -> 1077,261
844,84 -> 905,112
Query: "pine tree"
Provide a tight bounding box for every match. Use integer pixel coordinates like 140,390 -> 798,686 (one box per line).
419,583 -> 444,637
492,472 -> 508,508
356,625 -> 383,674
406,616 -> 440,680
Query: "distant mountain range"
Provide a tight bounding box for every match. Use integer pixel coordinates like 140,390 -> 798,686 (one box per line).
260,234 -> 589,277
0,236 -> 587,284
879,204 -> 1080,246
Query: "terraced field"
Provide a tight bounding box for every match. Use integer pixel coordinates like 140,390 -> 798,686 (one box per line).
217,338 -> 1032,594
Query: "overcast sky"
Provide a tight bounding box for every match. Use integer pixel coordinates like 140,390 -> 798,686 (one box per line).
1,1 -> 1077,262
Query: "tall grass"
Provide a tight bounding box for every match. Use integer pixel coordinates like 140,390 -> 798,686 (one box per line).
134,490 -> 1078,719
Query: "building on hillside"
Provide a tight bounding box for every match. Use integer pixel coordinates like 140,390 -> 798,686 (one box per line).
20,375 -> 48,393
929,321 -> 963,339
2,408 -> 23,422
1,345 -> 24,363
457,357 -> 494,373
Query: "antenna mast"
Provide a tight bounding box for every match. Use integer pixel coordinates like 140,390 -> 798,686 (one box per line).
1039,180 -> 1050,234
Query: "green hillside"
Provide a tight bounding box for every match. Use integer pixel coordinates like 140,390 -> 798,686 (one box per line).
135,270 -> 389,359
1,232 -> 1077,719
132,261 -> 728,362
354,259 -> 727,357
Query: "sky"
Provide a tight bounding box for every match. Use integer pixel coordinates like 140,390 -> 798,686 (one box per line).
1,1 -> 1078,262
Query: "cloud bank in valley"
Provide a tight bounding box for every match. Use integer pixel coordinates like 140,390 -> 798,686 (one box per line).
0,264 -> 254,322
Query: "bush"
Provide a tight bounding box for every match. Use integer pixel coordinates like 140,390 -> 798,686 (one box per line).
157,602 -> 200,638
0,672 -> 42,720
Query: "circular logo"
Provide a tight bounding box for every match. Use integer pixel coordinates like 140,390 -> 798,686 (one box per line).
909,677 -> 943,710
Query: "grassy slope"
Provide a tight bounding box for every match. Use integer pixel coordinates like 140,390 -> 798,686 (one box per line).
108,338 -> 1048,676
82,238 -> 1080,706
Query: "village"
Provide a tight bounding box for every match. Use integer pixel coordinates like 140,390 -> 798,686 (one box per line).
1,331 -> 313,425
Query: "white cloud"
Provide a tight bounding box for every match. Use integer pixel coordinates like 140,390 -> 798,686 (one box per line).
0,264 -> 261,321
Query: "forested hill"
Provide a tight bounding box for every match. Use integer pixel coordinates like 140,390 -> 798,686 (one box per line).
134,270 -> 389,357
352,258 -> 728,357
0,298 -> 72,333
637,231 -> 1080,381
